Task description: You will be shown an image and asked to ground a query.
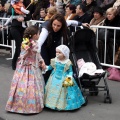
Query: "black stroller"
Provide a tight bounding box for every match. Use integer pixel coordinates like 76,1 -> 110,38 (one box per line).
70,28 -> 112,104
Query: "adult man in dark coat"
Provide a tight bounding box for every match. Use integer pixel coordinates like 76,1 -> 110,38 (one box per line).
0,2 -> 4,17
73,3 -> 91,23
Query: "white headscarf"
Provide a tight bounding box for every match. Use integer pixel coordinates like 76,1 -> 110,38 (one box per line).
56,45 -> 70,59
11,0 -> 19,5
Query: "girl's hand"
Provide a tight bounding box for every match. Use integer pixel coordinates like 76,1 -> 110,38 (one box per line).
39,60 -> 46,70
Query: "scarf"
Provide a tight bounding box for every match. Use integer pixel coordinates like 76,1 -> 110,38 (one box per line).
90,16 -> 105,26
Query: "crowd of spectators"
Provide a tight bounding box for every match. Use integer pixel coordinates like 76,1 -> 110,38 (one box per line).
0,0 -> 119,27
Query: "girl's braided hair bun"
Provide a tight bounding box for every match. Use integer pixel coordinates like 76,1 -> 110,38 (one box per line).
23,25 -> 39,39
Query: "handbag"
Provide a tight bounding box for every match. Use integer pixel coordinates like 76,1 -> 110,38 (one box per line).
107,67 -> 120,81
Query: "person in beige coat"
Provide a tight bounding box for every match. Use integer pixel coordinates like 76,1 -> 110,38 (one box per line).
90,7 -> 105,33
113,0 -> 120,9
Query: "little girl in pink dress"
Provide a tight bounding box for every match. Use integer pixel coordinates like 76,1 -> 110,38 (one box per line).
5,26 -> 45,114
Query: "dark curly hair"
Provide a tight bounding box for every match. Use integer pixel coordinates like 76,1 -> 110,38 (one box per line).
23,25 -> 39,39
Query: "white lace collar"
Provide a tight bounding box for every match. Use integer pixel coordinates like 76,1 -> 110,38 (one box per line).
55,57 -> 70,64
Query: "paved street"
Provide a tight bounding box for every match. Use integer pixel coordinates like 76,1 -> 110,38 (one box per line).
0,49 -> 120,120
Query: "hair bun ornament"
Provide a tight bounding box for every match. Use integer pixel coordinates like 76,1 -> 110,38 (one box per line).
29,34 -> 31,38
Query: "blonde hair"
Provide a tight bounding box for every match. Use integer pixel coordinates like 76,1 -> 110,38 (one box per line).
106,7 -> 117,16
47,6 -> 57,15
4,3 -> 10,12
45,6 -> 57,20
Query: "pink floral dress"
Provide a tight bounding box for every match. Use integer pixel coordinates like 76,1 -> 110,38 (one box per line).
5,40 -> 45,114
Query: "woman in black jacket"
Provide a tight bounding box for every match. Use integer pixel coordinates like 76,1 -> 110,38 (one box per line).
98,7 -> 120,64
37,13 -> 89,81
103,7 -> 120,42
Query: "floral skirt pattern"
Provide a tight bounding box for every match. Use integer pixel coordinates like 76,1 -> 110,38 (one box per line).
5,63 -> 44,114
45,77 -> 85,111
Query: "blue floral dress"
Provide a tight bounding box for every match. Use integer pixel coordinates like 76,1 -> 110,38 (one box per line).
45,58 -> 85,110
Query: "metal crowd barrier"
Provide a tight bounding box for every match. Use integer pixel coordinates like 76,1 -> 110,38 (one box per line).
0,17 -> 15,60
27,20 -> 44,27
90,25 -> 120,69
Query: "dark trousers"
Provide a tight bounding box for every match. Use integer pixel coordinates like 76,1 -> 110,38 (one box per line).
10,27 -> 25,70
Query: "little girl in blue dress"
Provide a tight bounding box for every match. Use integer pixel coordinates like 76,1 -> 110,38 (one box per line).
43,45 -> 85,110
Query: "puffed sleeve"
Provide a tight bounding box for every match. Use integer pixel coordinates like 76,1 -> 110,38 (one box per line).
66,63 -> 73,77
42,58 -> 55,74
46,58 -> 56,71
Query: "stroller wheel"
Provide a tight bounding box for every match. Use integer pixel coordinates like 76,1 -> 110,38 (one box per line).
104,93 -> 112,103
89,87 -> 99,96
94,87 -> 99,96
89,88 -> 94,96
82,96 -> 88,106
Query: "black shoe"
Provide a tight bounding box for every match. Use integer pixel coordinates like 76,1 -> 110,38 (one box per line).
12,64 -> 16,70
12,66 -> 16,70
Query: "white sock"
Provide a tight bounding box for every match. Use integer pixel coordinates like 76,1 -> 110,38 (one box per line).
21,7 -> 30,14
22,21 -> 26,28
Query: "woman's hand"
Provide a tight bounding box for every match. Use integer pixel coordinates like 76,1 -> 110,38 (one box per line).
82,23 -> 90,28
39,60 -> 46,70
0,24 -> 2,28
17,16 -> 24,22
0,24 -> 7,30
